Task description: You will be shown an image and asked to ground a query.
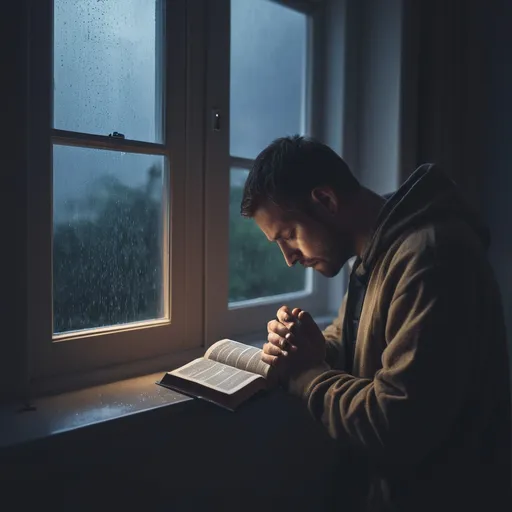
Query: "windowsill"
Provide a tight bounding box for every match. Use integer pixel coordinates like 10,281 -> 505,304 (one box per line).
1,359 -> 344,511
0,315 -> 335,452
0,371 -> 193,451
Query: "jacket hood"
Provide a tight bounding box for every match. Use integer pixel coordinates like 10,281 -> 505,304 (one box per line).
359,163 -> 490,276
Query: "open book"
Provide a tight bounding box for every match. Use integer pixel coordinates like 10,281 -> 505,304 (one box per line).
157,339 -> 276,411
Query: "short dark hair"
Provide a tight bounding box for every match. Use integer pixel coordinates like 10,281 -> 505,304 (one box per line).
240,135 -> 360,217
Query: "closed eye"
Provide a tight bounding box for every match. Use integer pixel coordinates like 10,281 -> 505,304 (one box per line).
271,229 -> 296,243
283,229 -> 296,241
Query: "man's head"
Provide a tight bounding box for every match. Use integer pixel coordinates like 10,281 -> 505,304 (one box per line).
240,135 -> 362,277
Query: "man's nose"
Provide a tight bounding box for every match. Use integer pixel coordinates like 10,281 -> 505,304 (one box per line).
280,245 -> 299,267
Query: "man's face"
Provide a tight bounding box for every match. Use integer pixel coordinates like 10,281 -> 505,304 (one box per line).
253,200 -> 355,278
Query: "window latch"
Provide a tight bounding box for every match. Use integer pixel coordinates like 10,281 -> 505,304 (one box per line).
212,109 -> 221,132
108,131 -> 125,139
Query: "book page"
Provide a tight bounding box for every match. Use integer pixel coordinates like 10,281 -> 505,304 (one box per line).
169,358 -> 262,395
204,339 -> 270,378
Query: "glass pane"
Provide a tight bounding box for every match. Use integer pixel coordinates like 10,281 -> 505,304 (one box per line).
53,0 -> 161,143
230,0 -> 307,159
53,145 -> 167,334
229,168 -> 307,303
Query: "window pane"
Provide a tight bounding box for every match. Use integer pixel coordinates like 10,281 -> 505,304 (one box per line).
229,168 -> 307,303
230,0 -> 307,159
53,145 -> 167,334
53,0 -> 161,143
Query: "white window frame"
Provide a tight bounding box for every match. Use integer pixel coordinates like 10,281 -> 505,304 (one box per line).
26,0 -> 205,391
203,0 -> 331,344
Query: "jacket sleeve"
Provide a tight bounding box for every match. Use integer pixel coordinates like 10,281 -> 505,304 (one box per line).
288,243 -> 478,466
322,293 -> 347,368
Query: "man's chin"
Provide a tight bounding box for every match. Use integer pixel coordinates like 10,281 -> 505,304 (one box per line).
314,262 -> 340,278
318,253 -> 354,277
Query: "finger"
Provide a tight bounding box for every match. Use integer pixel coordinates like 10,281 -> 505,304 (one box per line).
267,319 -> 290,338
283,332 -> 298,352
268,332 -> 298,353
268,332 -> 285,346
291,307 -> 302,318
298,310 -> 316,333
277,305 -> 294,324
261,353 -> 280,367
263,341 -> 288,357
289,308 -> 304,335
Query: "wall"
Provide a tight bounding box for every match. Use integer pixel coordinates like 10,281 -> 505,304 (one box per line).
411,0 -> 512,379
483,0 -> 512,382
356,0 -> 403,195
413,0 -> 487,210
410,0 -> 512,476
480,0 -> 512,478
2,0 -> 28,402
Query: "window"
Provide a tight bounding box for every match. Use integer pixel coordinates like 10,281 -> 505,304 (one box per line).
27,0 -> 201,386
229,0 -> 309,304
52,147 -> 167,334
52,0 -> 167,335
204,0 -> 329,342
26,0 -> 330,390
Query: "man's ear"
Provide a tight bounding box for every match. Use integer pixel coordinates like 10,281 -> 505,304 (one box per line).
311,187 -> 338,215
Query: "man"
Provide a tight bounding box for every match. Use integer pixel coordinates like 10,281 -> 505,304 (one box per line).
240,135 -> 511,511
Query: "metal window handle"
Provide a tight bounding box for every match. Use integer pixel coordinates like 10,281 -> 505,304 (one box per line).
212,109 -> 221,131
108,131 -> 125,139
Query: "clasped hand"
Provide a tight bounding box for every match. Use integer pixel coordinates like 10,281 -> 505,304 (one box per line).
262,306 -> 326,381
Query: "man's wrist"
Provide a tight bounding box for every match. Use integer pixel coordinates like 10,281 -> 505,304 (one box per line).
286,361 -> 331,397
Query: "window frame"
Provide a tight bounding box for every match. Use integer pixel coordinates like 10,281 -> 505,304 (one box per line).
26,0 -> 204,390
203,0 -> 331,344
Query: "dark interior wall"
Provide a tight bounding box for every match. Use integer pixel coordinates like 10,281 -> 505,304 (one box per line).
412,0 -> 512,470
2,0 -> 28,401
482,0 -> 512,475
413,0 -> 512,376
483,0 -> 512,381
413,0 -> 487,209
